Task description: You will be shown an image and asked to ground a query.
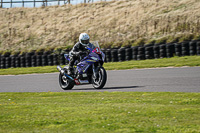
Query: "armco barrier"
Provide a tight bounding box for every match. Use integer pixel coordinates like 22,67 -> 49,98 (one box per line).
0,40 -> 200,69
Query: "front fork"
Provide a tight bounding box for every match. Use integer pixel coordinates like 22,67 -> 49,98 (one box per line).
92,64 -> 100,79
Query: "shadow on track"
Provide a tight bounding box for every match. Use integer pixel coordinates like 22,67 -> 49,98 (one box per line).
73,86 -> 143,91
103,86 -> 142,90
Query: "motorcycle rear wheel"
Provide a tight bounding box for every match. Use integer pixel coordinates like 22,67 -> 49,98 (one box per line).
92,67 -> 107,89
59,73 -> 74,90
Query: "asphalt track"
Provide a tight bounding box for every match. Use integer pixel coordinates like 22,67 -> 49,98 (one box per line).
0,67 -> 200,92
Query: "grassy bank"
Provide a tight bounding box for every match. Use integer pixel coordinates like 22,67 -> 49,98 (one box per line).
0,0 -> 200,53
0,92 -> 199,132
0,55 -> 200,75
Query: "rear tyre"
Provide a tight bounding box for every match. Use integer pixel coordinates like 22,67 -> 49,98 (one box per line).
59,73 -> 74,90
92,67 -> 107,89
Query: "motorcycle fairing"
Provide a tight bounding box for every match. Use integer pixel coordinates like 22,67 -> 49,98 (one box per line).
64,54 -> 70,61
77,50 -> 102,74
92,47 -> 101,54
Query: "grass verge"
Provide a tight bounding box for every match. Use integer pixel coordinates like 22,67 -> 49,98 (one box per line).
0,92 -> 199,133
0,56 -> 200,75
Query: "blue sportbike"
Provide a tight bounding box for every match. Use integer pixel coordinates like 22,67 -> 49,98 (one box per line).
57,41 -> 107,90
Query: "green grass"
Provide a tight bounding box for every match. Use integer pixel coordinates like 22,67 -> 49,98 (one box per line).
0,92 -> 200,133
0,56 -> 200,75
105,56 -> 200,70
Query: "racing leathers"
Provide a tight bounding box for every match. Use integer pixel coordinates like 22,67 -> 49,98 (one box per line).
68,42 -> 90,75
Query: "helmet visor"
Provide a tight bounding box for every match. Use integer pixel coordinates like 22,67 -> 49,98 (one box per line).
81,39 -> 89,45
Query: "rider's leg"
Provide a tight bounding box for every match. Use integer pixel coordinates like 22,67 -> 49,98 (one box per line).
68,56 -> 76,75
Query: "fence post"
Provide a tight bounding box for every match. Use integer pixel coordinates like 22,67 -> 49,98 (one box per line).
1,0 -> 3,8
11,0 -> 12,8
1,0 -> 73,8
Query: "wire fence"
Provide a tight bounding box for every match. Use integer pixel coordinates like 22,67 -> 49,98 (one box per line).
0,0 -> 108,8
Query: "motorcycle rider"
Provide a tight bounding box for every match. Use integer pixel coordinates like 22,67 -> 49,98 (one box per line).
68,33 -> 91,75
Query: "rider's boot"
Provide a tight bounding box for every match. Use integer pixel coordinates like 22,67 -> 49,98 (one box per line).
68,67 -> 73,76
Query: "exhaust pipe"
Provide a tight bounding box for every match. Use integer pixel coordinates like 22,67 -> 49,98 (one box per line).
57,66 -> 64,74
57,65 -> 74,80
57,65 -> 62,72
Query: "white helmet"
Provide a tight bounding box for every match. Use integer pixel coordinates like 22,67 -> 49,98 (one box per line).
79,33 -> 90,46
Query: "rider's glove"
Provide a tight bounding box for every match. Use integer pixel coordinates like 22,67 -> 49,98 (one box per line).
79,51 -> 89,55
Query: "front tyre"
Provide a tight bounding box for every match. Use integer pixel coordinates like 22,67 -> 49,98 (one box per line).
92,67 -> 107,89
59,73 -> 74,90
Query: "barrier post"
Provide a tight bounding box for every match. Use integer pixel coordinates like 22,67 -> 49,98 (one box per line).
1,0 -> 3,8
11,0 -> 12,8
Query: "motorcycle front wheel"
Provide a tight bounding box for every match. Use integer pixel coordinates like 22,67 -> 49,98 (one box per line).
92,67 -> 107,89
59,73 -> 74,90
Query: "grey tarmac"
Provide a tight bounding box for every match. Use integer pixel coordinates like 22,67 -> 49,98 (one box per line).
0,67 -> 200,92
